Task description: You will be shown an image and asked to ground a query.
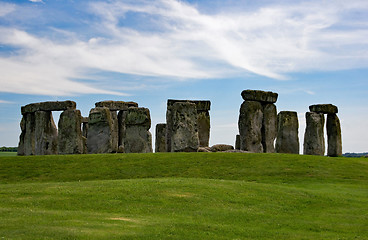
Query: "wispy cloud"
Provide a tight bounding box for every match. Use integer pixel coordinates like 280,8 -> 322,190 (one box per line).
0,2 -> 15,17
0,0 -> 367,96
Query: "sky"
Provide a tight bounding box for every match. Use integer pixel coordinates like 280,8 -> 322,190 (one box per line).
0,0 -> 367,153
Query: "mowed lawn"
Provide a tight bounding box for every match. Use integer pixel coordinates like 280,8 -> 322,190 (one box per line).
0,153 -> 367,239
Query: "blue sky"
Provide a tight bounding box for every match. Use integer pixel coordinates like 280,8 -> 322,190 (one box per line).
0,0 -> 367,153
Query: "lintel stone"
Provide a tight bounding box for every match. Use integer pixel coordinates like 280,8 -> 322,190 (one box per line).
21,101 -> 76,114
167,99 -> 211,111
241,90 -> 278,103
309,104 -> 338,114
95,101 -> 138,111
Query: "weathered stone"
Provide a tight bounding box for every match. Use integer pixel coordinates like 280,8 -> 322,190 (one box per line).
117,110 -> 127,152
58,109 -> 84,154
224,149 -> 250,153
23,113 -> 36,155
166,99 -> 210,151
155,123 -> 167,152
34,111 -> 58,155
210,144 -> 234,152
327,114 -> 342,157
87,107 -> 116,154
197,147 -> 211,152
17,116 -> 26,156
21,101 -> 76,114
95,100 -> 138,111
303,112 -> 325,155
275,111 -> 299,154
197,111 -> 210,147
110,111 -> 119,153
167,99 -> 211,111
169,102 -> 199,152
241,90 -> 278,103
309,104 -> 338,114
235,134 -> 240,150
238,101 -> 263,153
124,107 -> 151,129
122,107 -> 152,153
123,126 -> 153,153
262,103 -> 277,153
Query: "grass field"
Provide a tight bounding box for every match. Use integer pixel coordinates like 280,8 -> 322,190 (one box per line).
0,153 -> 367,239
0,152 -> 17,157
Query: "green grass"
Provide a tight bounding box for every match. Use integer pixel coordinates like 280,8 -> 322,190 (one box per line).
0,152 -> 17,157
0,153 -> 367,239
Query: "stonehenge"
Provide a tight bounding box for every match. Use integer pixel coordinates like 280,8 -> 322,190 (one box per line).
238,90 -> 277,153
303,104 -> 342,157
18,100 -> 152,155
18,101 -> 77,156
17,92 -> 342,157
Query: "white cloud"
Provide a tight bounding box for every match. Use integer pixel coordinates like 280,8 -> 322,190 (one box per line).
0,0 -> 368,96
28,0 -> 44,3
0,2 -> 15,17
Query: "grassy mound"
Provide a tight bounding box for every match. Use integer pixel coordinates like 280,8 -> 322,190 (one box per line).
0,153 -> 367,239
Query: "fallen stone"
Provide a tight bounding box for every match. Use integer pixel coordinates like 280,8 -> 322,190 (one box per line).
170,102 -> 199,152
224,149 -> 250,153
327,114 -> 342,157
58,109 -> 84,154
95,101 -> 138,111
34,111 -> 58,155
303,112 -> 325,155
155,123 -> 167,153
241,90 -> 278,103
238,101 -> 263,153
210,144 -> 234,152
197,147 -> 211,152
309,104 -> 338,114
21,101 -> 76,114
262,103 -> 277,153
275,111 -> 299,154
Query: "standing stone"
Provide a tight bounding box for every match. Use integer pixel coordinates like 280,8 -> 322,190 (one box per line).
58,109 -> 84,154
327,114 -> 342,157
197,111 -> 210,147
87,107 -> 116,154
238,101 -> 263,153
17,116 -> 26,156
170,102 -> 199,152
166,100 -> 210,151
262,103 -> 277,153
303,112 -> 325,155
34,111 -> 58,155
235,134 -> 240,150
122,107 -> 152,153
276,111 -> 299,154
23,113 -> 36,155
155,123 -> 167,152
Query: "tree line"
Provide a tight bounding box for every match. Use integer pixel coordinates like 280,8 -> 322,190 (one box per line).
0,147 -> 18,152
